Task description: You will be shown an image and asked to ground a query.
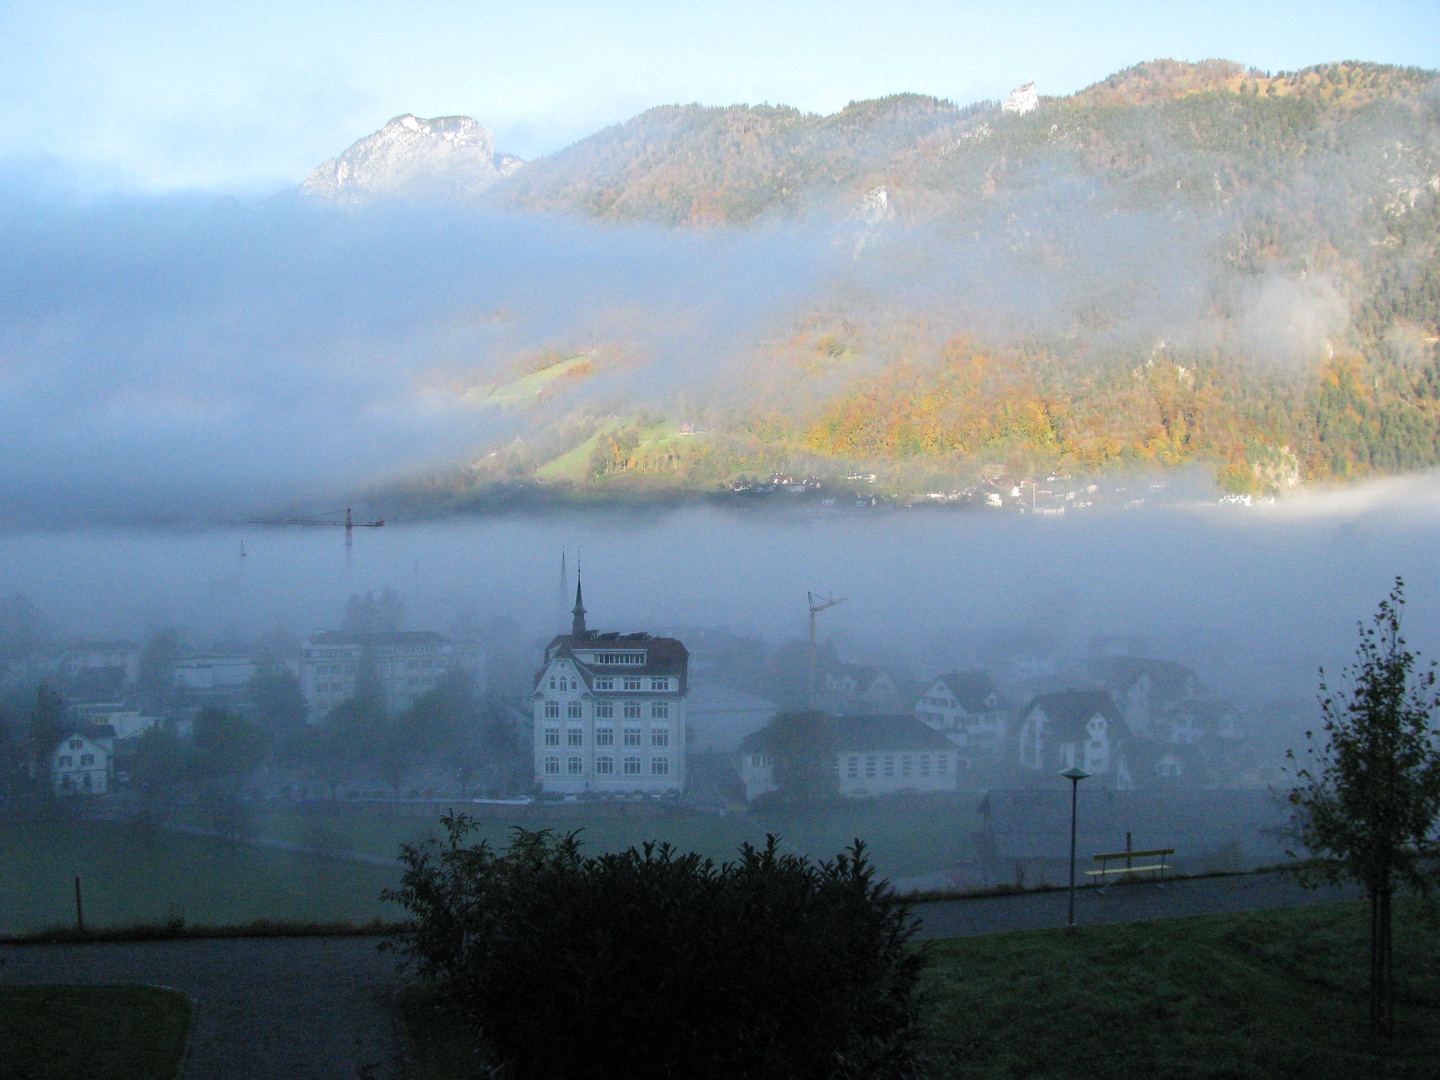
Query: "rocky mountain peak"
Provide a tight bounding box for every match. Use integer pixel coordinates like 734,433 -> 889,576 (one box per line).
302,114 -> 522,202
1001,83 -> 1039,115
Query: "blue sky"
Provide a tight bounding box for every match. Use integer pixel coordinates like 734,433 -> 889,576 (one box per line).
2,0 -> 1438,193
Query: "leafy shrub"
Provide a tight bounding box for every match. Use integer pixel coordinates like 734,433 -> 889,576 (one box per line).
383,814 -> 926,1080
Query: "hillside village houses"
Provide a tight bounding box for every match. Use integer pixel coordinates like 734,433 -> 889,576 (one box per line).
532,579 -> 688,796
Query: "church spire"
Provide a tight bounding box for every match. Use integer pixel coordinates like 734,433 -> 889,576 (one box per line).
571,572 -> 588,637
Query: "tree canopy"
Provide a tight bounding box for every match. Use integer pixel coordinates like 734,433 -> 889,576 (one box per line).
1288,577 -> 1440,1033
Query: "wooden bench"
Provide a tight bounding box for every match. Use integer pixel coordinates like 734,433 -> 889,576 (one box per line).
1085,848 -> 1174,885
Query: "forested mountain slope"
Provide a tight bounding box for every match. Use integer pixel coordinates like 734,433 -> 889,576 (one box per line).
372,60 -> 1440,508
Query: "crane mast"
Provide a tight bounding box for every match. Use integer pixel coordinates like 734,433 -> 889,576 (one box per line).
807,590 -> 847,708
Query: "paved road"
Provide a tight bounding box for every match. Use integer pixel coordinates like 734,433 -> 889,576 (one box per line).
0,870 -> 1361,1079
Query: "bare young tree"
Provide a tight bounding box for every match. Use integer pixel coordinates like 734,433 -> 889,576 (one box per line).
1287,577 -> 1440,1034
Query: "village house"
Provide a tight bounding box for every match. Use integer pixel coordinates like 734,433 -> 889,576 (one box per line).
1160,699 -> 1241,744
816,662 -> 902,715
1087,656 -> 1201,737
64,642 -> 141,695
299,631 -> 484,717
1016,689 -> 1125,777
532,580 -> 688,796
914,670 -> 1008,766
50,730 -> 115,795
739,714 -> 958,801
72,702 -> 160,740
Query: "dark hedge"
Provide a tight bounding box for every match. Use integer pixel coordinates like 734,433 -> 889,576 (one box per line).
383,814 -> 926,1079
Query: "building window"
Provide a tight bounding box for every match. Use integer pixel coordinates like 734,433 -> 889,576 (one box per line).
919,755 -> 930,777
567,728 -> 583,747
847,756 -> 859,778
548,676 -> 556,690
544,702 -> 560,719
567,757 -> 584,775
623,702 -> 642,719
651,757 -> 669,776
596,756 -> 614,775
623,726 -> 641,747
80,754 -> 94,766
865,756 -> 876,778
651,702 -> 669,719
883,756 -> 894,778
544,756 -> 560,775
58,755 -> 72,767
901,756 -> 912,777
568,702 -> 583,719
651,726 -> 669,747
649,677 -> 669,691
69,739 -> 82,750
938,755 -> 949,774
595,702 -> 614,719
544,727 -> 560,747
596,652 -> 645,666
623,756 -> 641,775
623,676 -> 641,691
596,727 -> 614,746
595,677 -> 614,691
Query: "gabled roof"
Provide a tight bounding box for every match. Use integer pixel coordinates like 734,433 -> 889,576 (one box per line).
535,635 -> 689,690
308,631 -> 447,646
930,671 -> 1001,713
1089,656 -> 1200,701
1022,689 -> 1123,741
54,728 -> 114,754
741,713 -> 954,755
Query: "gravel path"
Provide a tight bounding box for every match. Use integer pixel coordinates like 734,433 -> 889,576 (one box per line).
0,870 -> 1361,1079
0,936 -> 404,1080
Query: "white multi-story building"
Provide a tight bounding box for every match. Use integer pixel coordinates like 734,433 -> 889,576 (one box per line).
532,582 -> 688,795
299,631 -> 484,718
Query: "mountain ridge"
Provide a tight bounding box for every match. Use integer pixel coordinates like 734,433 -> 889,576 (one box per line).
291,59 -> 1440,508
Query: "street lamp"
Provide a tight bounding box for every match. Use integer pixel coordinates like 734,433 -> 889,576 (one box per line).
1060,766 -> 1090,928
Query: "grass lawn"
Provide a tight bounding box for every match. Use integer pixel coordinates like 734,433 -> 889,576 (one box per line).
240,798 -> 979,883
0,822 -> 401,937
0,985 -> 190,1080
395,900 -> 1440,1079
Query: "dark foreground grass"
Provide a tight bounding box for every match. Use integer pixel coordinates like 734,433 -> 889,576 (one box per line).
395,899 -> 1440,1080
920,899 -> 1440,1080
0,985 -> 190,1080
